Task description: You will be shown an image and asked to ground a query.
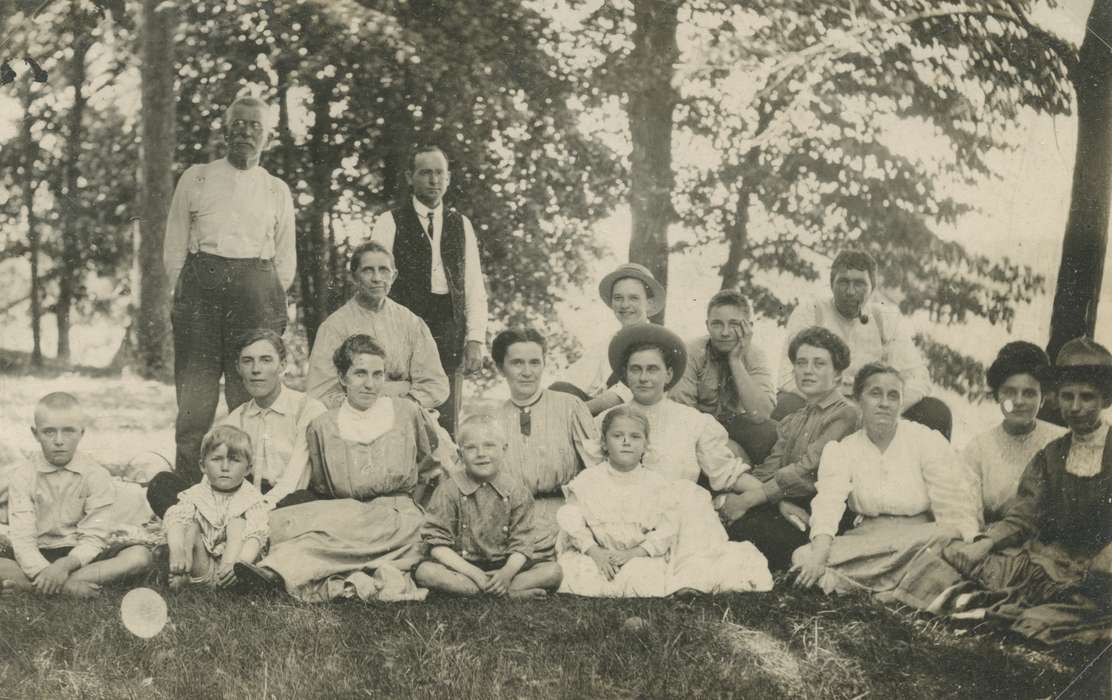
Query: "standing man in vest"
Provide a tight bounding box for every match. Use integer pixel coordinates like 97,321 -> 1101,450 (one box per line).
370,145 -> 487,436
163,95 -> 296,482
772,249 -> 952,439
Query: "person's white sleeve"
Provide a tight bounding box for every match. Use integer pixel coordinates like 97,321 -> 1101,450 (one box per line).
369,211 -> 397,250
273,179 -> 297,291
163,166 -> 196,289
885,313 -> 931,406
694,414 -> 752,492
778,302 -> 815,393
67,469 -> 115,567
808,441 -> 854,539
565,340 -> 611,397
264,398 -> 327,508
461,216 -> 488,344
920,428 -> 979,542
305,318 -> 346,408
408,318 -> 451,408
556,494 -> 598,553
960,438 -> 987,528
7,471 -> 50,578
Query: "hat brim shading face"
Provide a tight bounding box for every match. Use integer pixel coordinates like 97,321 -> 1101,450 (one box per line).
598,265 -> 667,317
608,324 -> 687,391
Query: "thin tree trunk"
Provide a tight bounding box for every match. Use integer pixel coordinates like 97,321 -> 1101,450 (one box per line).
56,5 -> 90,365
627,0 -> 680,323
297,80 -> 337,347
19,81 -> 43,367
1046,0 -> 1112,361
137,0 -> 177,380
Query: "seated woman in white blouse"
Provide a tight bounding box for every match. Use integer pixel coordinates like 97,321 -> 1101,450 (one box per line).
792,363 -> 979,597
961,341 -> 1065,525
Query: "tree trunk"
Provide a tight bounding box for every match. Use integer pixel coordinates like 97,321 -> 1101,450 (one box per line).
19,82 -> 43,368
1046,0 -> 1112,361
136,0 -> 177,381
297,80 -> 337,347
627,0 -> 680,323
56,6 -> 90,365
720,188 -> 751,291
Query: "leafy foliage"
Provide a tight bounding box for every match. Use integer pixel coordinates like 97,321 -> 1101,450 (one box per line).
171,0 -> 624,357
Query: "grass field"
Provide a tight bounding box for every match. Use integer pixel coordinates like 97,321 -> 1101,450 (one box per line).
0,580 -> 1100,700
0,373 -> 1107,699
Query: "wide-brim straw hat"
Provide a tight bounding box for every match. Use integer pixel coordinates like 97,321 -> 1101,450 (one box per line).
608,323 -> 687,391
598,263 -> 667,317
1038,337 -> 1112,397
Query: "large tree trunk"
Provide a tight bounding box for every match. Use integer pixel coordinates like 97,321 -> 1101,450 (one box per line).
1046,0 -> 1112,361
297,80 -> 338,347
19,82 -> 43,368
627,0 -> 680,323
56,6 -> 90,365
136,0 -> 177,381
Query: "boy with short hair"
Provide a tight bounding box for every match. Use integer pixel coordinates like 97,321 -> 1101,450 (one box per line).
0,392 -> 153,597
415,415 -> 562,598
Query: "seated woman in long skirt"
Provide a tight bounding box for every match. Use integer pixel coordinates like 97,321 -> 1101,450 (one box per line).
792,363 -> 979,598
961,341 -> 1065,525
557,406 -> 772,597
920,338 -> 1112,645
235,334 -> 446,602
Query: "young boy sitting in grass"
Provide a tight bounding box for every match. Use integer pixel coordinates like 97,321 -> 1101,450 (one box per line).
0,392 -> 153,597
165,425 -> 269,590
415,415 -> 562,598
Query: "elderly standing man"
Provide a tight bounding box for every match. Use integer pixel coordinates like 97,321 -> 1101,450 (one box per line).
370,145 -> 487,437
305,241 -> 449,410
163,95 -> 296,482
773,248 -> 952,439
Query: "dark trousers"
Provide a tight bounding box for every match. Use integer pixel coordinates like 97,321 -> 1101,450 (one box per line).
720,414 -> 779,465
727,500 -> 858,571
423,293 -> 463,438
772,390 -> 953,441
171,253 -> 287,482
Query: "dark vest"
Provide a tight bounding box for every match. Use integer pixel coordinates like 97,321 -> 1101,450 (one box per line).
388,202 -> 468,366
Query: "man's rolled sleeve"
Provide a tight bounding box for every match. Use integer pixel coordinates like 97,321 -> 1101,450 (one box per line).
461,216 -> 488,344
8,473 -> 49,577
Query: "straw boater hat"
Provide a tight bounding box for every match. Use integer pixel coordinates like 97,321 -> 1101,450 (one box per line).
598,263 -> 667,317
608,324 -> 687,391
1040,337 -> 1112,403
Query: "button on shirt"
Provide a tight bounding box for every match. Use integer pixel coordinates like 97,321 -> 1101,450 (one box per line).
421,467 -> 536,564
809,420 -> 978,541
220,386 -> 327,507
370,197 -> 488,344
749,388 -> 860,502
163,158 -> 296,290
7,451 -> 116,578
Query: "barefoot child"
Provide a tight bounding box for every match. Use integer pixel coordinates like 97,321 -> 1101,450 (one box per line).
164,426 -> 269,589
0,392 -> 153,597
415,415 -> 562,598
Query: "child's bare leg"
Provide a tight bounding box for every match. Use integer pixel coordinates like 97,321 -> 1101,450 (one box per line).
508,561 -> 562,598
167,520 -> 199,588
414,561 -> 483,595
189,531 -> 213,583
0,557 -> 33,593
65,546 -> 153,597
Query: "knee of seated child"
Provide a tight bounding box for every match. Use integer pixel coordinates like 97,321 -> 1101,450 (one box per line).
531,560 -> 563,588
119,545 -> 155,572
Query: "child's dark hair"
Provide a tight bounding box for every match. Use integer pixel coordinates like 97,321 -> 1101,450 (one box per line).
333,334 -> 387,375
199,425 -> 254,471
600,406 -> 650,459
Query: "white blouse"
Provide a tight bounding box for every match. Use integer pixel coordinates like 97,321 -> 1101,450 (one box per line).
810,420 -> 979,541
961,420 -> 1066,522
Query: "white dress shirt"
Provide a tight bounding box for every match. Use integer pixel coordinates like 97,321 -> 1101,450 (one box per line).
370,197 -> 488,344
163,158 -> 297,290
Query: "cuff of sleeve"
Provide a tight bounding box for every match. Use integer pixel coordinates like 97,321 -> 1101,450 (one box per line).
68,543 -> 103,568
466,331 -> 485,345
611,383 -> 633,402
809,525 -> 837,541
639,537 -> 668,558
20,553 -> 51,579
761,479 -> 784,503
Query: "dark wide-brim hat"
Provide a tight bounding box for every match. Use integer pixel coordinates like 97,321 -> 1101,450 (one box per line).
1039,337 -> 1112,397
608,323 -> 687,391
598,263 -> 667,317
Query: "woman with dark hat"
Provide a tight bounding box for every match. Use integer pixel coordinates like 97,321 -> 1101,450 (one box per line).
961,341 -> 1065,524
934,337 -> 1112,643
594,322 -> 774,588
552,263 -> 666,416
